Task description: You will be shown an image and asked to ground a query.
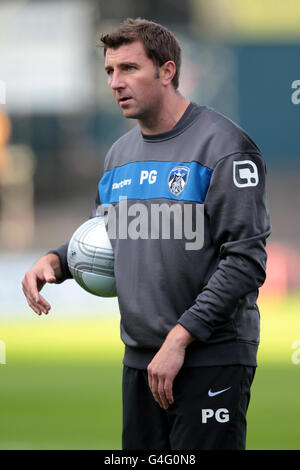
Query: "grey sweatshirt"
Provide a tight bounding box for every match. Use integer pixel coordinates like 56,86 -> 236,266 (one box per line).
52,103 -> 271,369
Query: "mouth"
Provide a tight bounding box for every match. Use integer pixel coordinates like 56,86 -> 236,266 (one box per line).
118,97 -> 132,106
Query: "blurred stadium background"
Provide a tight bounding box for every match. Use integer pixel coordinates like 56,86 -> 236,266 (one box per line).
0,0 -> 300,450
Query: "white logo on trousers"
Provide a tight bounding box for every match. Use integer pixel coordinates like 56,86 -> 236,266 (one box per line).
201,408 -> 229,423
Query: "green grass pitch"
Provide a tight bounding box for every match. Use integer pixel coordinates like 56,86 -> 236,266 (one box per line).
0,295 -> 300,449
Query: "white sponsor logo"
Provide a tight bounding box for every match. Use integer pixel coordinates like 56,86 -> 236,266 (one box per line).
233,160 -> 259,188
208,386 -> 231,397
201,408 -> 229,423
112,178 -> 131,190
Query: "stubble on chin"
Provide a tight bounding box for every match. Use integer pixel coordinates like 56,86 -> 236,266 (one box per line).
121,103 -> 145,121
123,100 -> 160,124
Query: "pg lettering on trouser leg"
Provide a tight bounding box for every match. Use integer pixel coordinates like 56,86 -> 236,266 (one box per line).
201,408 -> 230,424
123,365 -> 255,450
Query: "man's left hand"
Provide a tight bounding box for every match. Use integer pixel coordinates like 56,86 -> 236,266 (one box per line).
147,324 -> 194,410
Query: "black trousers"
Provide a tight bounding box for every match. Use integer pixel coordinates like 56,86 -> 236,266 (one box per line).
122,364 -> 256,450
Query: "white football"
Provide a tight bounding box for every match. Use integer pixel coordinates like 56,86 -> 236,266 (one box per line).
67,216 -> 117,297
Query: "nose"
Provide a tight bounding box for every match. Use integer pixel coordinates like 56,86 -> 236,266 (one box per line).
109,70 -> 125,91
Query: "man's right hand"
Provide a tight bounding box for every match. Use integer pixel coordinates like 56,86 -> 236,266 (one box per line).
22,253 -> 62,316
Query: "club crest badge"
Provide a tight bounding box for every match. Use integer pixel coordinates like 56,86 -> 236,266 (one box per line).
168,166 -> 190,196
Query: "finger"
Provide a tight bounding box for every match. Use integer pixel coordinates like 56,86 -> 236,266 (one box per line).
26,288 -> 50,313
35,293 -> 51,312
43,266 -> 56,284
147,367 -> 157,401
158,377 -> 169,410
27,298 -> 42,315
24,275 -> 42,303
147,368 -> 153,391
164,378 -> 174,406
149,373 -> 161,406
23,285 -> 51,314
28,295 -> 49,315
22,282 -> 38,309
25,277 -> 51,310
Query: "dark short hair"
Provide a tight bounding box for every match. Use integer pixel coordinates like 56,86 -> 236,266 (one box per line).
99,18 -> 182,89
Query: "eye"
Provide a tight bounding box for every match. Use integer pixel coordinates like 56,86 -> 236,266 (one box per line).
106,68 -> 113,76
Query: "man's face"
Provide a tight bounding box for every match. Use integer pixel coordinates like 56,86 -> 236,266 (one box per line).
105,41 -> 162,120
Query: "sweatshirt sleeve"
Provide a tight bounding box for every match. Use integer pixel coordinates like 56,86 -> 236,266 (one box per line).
177,152 -> 272,342
48,190 -> 101,283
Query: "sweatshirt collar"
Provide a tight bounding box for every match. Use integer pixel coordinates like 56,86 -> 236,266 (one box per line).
141,102 -> 204,142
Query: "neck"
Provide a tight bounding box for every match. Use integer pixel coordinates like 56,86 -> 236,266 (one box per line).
139,91 -> 190,135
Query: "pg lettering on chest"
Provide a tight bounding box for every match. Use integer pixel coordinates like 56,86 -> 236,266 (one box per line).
139,169 -> 158,184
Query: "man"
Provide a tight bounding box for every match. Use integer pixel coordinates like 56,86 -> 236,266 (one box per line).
22,18 -> 271,450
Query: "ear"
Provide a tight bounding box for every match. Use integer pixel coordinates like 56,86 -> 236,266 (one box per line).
160,61 -> 176,86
